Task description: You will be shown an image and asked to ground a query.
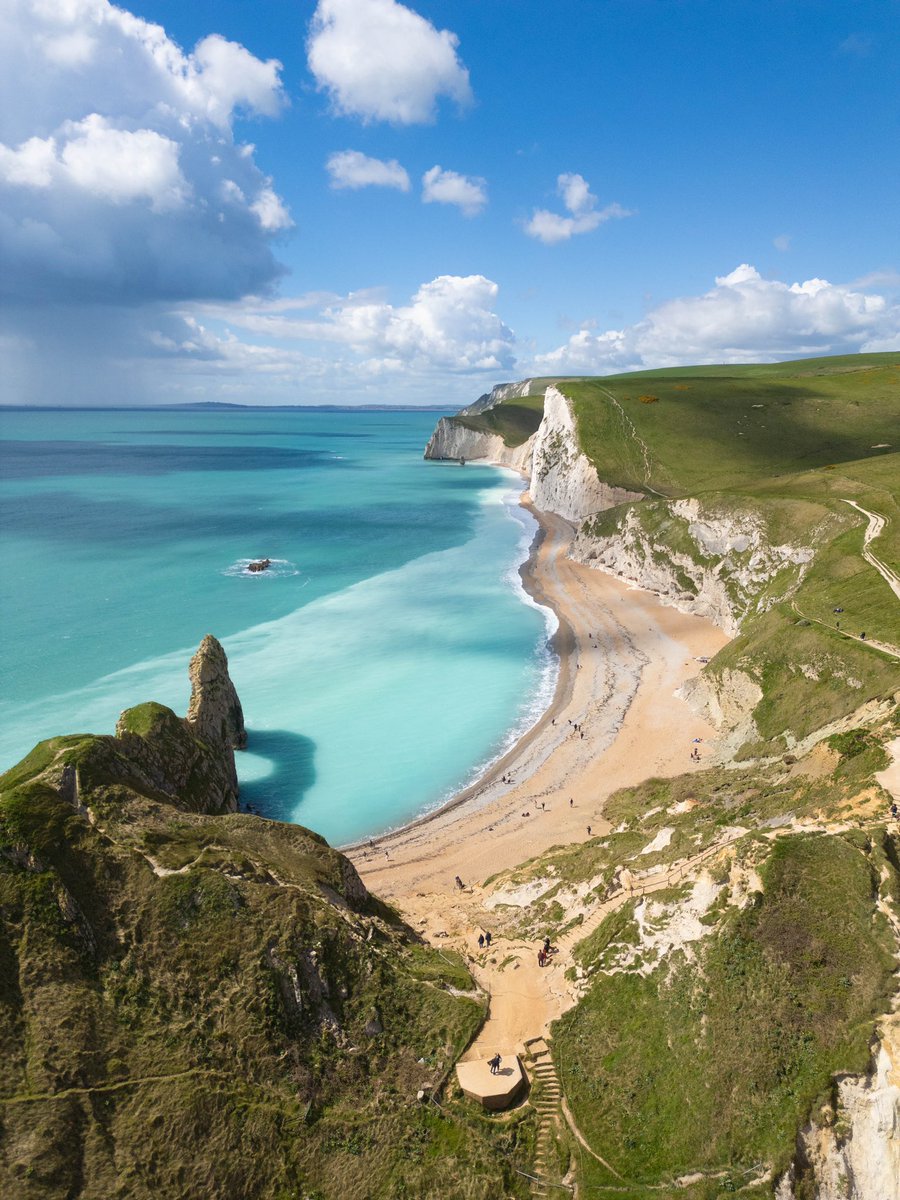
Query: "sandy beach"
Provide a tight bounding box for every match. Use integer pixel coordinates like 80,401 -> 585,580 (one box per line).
349,487 -> 729,911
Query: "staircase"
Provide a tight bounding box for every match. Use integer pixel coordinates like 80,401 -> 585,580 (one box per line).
523,1036 -> 564,1197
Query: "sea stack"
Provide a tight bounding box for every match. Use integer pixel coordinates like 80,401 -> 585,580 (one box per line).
185,633 -> 247,751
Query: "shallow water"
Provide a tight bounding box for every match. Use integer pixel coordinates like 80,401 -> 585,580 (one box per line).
0,408 -> 556,844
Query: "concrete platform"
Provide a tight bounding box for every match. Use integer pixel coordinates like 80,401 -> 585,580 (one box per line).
455,1055 -> 526,1110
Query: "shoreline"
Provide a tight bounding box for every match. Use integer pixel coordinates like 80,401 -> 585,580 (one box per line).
349,477 -> 729,903
341,482 -> 574,853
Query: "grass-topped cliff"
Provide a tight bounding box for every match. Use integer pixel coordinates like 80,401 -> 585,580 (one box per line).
554,354 -> 900,756
0,643 -> 536,1199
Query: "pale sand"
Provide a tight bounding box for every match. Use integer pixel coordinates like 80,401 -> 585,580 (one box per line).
350,491 -> 728,917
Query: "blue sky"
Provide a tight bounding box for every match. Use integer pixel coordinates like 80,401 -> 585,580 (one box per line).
1,0 -> 898,406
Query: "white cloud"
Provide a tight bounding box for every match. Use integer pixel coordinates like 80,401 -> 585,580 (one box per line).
525,173 -> 632,244
773,233 -> 791,252
307,0 -> 472,124
250,184 -> 292,231
422,166 -> 486,216
196,275 -> 516,373
534,264 -> 900,372
0,114 -> 191,210
327,149 -> 410,191
13,273 -> 518,407
0,0 -> 291,304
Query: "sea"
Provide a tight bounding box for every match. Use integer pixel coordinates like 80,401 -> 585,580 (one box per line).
0,407 -> 557,846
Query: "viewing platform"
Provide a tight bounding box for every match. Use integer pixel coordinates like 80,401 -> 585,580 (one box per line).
455,1055 -> 526,1110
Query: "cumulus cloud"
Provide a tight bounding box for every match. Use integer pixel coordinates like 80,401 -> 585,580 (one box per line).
15,273 -> 517,407
307,0 -> 472,124
194,274 -> 516,374
0,0 -> 290,305
534,265 -> 900,373
524,173 -> 632,244
421,166 -> 486,216
327,149 -> 411,191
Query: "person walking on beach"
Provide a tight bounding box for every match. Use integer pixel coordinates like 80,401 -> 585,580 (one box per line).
455,875 -> 464,890
537,949 -> 545,967
477,933 -> 485,949
543,937 -> 551,957
586,825 -> 592,837
485,931 -> 492,947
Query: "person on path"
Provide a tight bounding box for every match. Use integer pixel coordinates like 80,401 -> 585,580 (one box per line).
586,825 -> 592,837
543,937 -> 551,956
477,933 -> 485,949
455,875 -> 464,890
489,1053 -> 502,1075
569,798 -> 574,807
538,949 -> 545,967
485,931 -> 492,947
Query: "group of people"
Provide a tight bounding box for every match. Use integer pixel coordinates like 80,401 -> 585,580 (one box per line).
537,936 -> 554,968
477,931 -> 493,949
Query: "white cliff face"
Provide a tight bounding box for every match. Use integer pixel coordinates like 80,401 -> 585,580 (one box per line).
530,387 -> 642,523
776,1022 -> 900,1200
424,417 -> 535,471
572,496 -> 816,636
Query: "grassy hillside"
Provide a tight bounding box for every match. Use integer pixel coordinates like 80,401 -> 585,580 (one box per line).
483,705 -> 900,1196
0,703 -> 535,1198
453,395 -> 546,447
562,353 -> 900,496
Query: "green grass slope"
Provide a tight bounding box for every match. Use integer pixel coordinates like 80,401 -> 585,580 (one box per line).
484,705 -> 900,1197
0,714 -> 535,1198
563,354 -> 899,496
453,396 -> 546,446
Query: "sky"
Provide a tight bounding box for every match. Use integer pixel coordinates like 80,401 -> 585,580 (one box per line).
1,0 -> 898,407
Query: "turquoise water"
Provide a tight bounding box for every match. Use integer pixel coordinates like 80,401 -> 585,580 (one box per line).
0,408 -> 556,844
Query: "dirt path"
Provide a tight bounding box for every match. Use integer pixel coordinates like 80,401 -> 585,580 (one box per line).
842,498 -> 900,602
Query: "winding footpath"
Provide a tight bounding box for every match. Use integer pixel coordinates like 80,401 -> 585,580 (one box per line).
842,499 -> 900,602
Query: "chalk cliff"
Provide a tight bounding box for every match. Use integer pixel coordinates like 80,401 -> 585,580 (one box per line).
529,386 -> 642,522
424,417 -> 535,470
776,1019 -> 900,1200
571,495 -> 818,636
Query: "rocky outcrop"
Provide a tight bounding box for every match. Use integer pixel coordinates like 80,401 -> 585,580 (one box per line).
424,417 -> 535,469
573,496 -> 817,636
7,636 -> 248,817
186,633 -> 247,751
530,386 -> 642,522
776,1019 -> 900,1200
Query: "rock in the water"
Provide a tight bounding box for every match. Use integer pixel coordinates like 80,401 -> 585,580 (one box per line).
186,634 -> 247,751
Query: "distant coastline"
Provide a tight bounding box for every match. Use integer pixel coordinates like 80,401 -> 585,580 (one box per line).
0,403 -> 455,412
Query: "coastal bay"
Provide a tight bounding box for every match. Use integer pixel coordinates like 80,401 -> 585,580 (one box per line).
351,485 -> 728,896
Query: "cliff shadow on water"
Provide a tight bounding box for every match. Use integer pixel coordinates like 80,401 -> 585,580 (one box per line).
238,727 -> 318,819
